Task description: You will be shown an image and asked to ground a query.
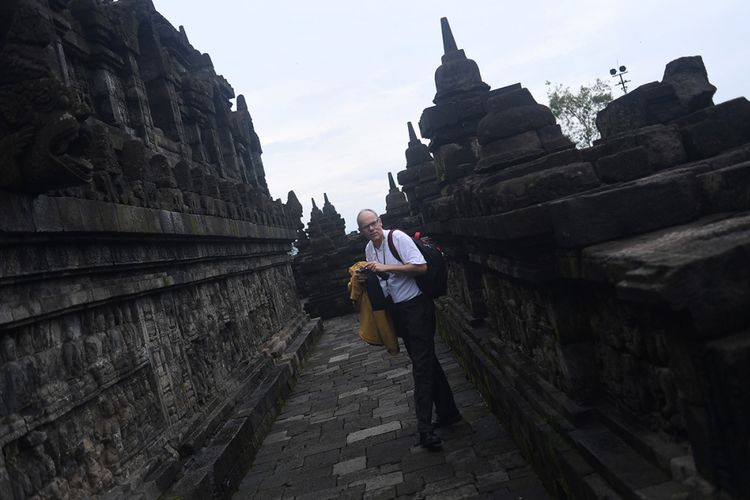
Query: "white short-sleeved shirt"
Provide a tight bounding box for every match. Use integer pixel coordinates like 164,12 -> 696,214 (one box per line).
365,229 -> 426,304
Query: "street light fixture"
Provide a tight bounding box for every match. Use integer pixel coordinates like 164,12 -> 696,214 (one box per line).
610,65 -> 630,94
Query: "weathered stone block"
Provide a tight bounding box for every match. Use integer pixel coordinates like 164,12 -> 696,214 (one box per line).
416,161 -> 438,183
479,162 -> 599,214
421,194 -> 457,223
0,302 -> 15,325
582,213 -> 750,336
477,105 -> 556,145
434,140 -> 479,183
678,98 -> 750,160
95,201 -> 120,232
477,130 -> 545,172
115,204 -> 162,233
157,188 -> 183,211
419,96 -> 486,138
429,123 -> 483,150
414,180 -> 441,200
55,197 -> 85,232
603,124 -> 687,171
397,167 -> 420,187
703,144 -> 750,171
31,196 -> 63,232
0,191 -> 34,232
550,173 -> 701,247
538,124 -> 575,153
635,124 -> 687,169
485,85 -> 532,113
157,210 -> 175,234
596,82 -> 684,140
698,161 -> 750,212
662,55 -> 716,112
479,148 -> 582,184
595,147 -> 652,183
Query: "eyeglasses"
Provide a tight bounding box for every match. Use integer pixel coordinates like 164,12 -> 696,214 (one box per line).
358,218 -> 380,231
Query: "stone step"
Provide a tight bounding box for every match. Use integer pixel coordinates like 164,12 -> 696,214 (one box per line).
177,357 -> 271,457
570,424 -> 690,500
145,317 -> 322,500
595,402 -> 689,476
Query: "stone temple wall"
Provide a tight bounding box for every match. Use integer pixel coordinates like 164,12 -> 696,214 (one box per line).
292,195 -> 362,319
0,1 -> 312,499
385,18 -> 750,500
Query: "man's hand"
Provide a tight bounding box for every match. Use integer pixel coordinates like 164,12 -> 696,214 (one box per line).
363,262 -> 387,273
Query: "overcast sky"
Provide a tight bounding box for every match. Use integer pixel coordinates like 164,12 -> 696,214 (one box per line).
153,0 -> 749,233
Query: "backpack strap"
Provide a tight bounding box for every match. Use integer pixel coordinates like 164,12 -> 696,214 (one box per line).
387,230 -> 403,263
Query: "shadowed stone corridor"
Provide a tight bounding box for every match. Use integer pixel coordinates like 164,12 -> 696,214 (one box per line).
232,314 -> 551,499
3,0 -> 749,497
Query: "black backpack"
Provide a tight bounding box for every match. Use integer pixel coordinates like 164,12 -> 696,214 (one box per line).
387,230 -> 448,299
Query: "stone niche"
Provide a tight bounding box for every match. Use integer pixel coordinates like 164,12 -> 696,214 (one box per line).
0,1 -> 316,499
383,17 -> 750,500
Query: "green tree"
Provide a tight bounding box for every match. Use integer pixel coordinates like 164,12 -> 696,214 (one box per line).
546,79 -> 613,148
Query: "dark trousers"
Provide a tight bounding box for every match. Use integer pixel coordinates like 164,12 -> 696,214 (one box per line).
388,293 -> 459,433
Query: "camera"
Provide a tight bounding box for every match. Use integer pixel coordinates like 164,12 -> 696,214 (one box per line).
356,268 -> 371,274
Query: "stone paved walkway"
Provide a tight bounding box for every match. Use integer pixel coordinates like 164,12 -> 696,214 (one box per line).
232,314 -> 553,499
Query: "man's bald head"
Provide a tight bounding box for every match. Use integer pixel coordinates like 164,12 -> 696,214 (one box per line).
356,208 -> 378,226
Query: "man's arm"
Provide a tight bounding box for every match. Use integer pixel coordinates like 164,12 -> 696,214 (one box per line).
364,231 -> 426,276
364,261 -> 426,276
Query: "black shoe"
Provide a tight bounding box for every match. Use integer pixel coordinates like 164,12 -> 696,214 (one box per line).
433,413 -> 462,428
418,431 -> 443,450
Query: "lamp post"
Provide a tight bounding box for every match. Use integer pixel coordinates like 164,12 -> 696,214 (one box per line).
610,65 -> 630,94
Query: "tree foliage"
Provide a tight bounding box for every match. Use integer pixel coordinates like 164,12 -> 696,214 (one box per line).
546,79 -> 613,148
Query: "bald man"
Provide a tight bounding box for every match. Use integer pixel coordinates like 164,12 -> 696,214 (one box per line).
356,209 -> 460,450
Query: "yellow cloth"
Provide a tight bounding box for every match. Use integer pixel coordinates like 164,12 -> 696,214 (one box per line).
348,261 -> 399,355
